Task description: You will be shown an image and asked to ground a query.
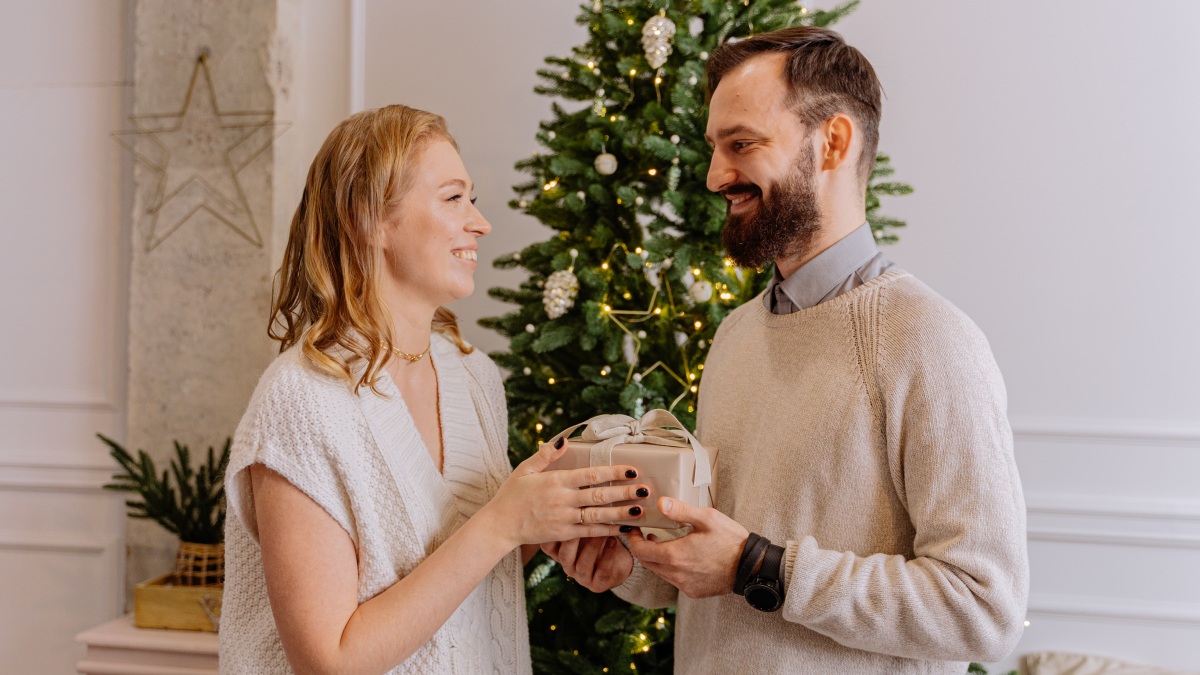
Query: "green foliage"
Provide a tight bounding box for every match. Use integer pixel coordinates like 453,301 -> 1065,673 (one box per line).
100,434 -> 231,544
482,1 -> 911,672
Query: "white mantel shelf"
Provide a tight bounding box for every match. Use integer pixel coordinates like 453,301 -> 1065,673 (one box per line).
75,614 -> 218,675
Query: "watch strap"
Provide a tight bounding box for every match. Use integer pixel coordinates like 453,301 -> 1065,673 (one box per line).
733,533 -> 767,596
759,543 -> 784,585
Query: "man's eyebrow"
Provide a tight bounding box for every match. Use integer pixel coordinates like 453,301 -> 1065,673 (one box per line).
703,124 -> 762,145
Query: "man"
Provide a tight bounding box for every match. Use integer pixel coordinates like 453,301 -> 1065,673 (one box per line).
542,26 -> 1028,673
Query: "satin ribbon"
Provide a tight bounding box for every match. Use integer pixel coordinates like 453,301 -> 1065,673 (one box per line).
547,409 -> 712,488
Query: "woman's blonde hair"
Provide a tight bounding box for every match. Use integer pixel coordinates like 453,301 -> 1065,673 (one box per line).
269,104 -> 474,394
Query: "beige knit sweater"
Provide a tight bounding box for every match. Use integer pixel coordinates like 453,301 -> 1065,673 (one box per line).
221,335 -> 531,674
615,270 -> 1028,673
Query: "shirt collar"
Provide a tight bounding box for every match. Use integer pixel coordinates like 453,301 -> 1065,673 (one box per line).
764,223 -> 878,313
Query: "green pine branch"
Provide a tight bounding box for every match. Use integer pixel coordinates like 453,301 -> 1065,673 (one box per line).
100,434 -> 231,544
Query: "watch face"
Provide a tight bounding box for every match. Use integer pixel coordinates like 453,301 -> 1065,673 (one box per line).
745,583 -> 782,612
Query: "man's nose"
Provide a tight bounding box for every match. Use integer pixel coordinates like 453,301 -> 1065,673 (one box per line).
706,152 -> 735,193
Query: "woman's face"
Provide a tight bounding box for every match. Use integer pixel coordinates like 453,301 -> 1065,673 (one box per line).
381,139 -> 491,309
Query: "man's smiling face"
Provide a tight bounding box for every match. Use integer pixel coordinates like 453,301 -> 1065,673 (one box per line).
705,53 -> 824,268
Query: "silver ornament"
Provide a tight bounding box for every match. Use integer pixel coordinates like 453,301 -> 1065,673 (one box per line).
641,14 -> 677,70
594,152 -> 618,176
542,269 -> 580,319
688,280 -> 714,303
623,333 -> 638,365
668,165 -> 681,191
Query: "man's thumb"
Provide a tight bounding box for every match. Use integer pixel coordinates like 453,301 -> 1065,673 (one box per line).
659,497 -> 703,527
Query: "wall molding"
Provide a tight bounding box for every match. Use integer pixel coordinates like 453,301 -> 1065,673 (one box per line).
1011,417 -> 1200,447
348,0 -> 366,113
0,398 -> 114,412
0,462 -> 114,492
1027,526 -> 1200,550
0,532 -> 113,555
1029,593 -> 1200,628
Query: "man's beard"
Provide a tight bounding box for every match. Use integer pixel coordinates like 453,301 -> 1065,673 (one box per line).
721,145 -> 823,269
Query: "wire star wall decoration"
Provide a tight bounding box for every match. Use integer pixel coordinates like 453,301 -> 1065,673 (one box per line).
114,51 -> 287,253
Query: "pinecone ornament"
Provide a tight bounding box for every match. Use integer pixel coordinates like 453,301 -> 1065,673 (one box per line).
542,269 -> 580,319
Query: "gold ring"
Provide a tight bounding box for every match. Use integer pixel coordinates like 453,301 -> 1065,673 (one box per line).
578,508 -> 586,524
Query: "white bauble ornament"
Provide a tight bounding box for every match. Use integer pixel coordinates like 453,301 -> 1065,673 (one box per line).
523,367 -> 532,375
689,280 -> 714,303
594,152 -> 618,176
542,269 -> 580,319
641,14 -> 677,70
525,324 -> 536,333
670,134 -> 680,144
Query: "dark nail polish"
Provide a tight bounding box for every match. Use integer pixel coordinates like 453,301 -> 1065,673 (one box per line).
628,506 -> 643,516
619,525 -> 633,533
636,487 -> 650,498
554,437 -> 565,449
625,469 -> 637,478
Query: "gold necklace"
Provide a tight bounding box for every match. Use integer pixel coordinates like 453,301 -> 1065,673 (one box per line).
390,343 -> 431,363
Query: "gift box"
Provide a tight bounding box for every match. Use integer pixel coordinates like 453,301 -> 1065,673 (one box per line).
545,409 -> 717,529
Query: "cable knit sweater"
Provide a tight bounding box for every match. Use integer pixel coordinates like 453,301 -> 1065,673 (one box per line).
615,270 -> 1029,673
220,334 -> 531,674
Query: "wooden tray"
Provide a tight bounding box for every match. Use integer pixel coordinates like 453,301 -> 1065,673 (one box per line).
133,573 -> 222,632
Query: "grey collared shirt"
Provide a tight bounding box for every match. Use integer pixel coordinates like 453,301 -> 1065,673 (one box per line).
764,223 -> 896,314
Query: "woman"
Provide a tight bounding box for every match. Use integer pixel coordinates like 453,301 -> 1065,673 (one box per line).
220,105 -> 650,674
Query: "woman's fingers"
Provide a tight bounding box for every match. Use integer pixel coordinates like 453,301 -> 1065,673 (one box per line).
561,464 -> 640,488
573,483 -> 650,508
513,438 -> 567,477
577,503 -> 647,525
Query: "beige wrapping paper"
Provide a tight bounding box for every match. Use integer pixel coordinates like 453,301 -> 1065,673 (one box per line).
545,409 -> 717,528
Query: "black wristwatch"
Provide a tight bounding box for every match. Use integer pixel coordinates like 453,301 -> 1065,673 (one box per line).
743,543 -> 785,612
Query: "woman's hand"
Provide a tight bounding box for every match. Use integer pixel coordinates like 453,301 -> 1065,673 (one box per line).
483,439 -> 652,549
542,536 -> 634,593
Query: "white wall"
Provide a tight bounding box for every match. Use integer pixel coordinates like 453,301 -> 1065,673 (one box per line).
0,1 -> 131,672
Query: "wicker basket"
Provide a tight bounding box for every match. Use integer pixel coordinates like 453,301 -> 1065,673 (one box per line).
174,541 -> 225,587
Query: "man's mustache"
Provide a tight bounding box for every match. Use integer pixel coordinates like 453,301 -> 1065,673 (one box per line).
721,184 -> 760,199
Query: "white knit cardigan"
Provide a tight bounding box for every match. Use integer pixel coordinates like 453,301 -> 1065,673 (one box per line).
220,334 -> 531,674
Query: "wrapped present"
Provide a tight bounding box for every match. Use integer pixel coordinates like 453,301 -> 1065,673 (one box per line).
545,409 -> 716,529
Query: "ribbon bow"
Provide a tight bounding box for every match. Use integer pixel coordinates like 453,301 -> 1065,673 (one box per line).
549,409 -> 712,488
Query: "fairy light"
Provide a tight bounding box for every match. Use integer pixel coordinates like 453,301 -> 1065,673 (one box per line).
635,246 -> 643,254
688,372 -> 695,381
629,68 -> 637,76
535,422 -> 544,432
647,168 -> 657,176
587,60 -> 595,68
720,292 -> 734,300
697,364 -> 704,370
623,291 -> 632,299
653,307 -> 661,315
626,17 -> 634,25
610,115 -> 617,122
550,625 -> 557,631
694,320 -> 702,330
603,304 -> 612,312
543,179 -> 559,190
654,75 -> 662,84
692,267 -> 701,276
690,385 -> 698,393
548,377 -> 557,385
600,367 -> 610,376
723,257 -> 734,267
601,262 -> 610,270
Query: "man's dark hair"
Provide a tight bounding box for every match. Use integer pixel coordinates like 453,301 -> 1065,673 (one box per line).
706,26 -> 882,185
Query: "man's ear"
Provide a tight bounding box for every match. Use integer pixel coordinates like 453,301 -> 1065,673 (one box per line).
820,113 -> 856,172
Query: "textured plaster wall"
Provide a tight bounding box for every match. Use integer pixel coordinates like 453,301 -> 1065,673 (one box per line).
126,0 -> 285,590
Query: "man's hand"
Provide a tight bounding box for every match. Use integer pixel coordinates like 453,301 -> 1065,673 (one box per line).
628,497 -> 749,599
541,536 -> 633,593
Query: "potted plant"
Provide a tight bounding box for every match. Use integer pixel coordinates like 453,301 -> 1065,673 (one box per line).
100,434 -> 230,631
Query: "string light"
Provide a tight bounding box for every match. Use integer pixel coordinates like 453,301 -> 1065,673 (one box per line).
623,291 -> 632,299
723,257 -> 734,267
587,61 -> 595,68
647,168 -> 657,176
697,364 -> 704,370
601,262 -> 610,270
694,320 -> 702,329
654,76 -> 662,84
692,267 -> 701,276
543,179 -> 559,190
626,18 -> 634,25
548,377 -> 557,385
550,625 -> 557,631
635,246 -> 643,254
535,422 -> 544,432
690,385 -> 698,393
653,307 -> 661,314
629,68 -> 637,76
687,372 -> 695,380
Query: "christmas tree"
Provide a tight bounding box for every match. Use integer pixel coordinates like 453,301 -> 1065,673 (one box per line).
480,1 -> 912,672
